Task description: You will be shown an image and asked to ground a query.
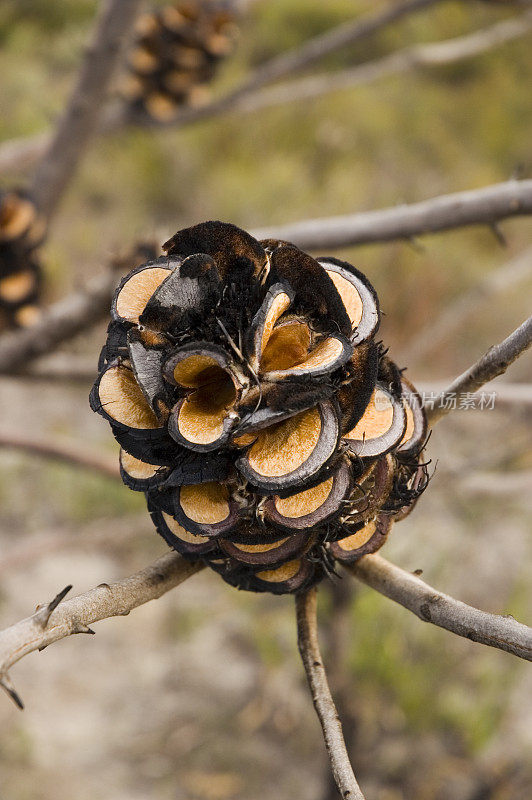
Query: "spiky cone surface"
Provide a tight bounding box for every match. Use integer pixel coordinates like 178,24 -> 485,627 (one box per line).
90,221 -> 429,594
0,189 -> 46,330
121,1 -> 238,123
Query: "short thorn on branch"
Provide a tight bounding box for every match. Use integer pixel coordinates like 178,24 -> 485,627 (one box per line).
34,585 -> 73,630
0,553 -> 204,710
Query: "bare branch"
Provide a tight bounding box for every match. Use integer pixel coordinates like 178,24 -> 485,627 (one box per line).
296,589 -> 366,800
229,12 -> 532,116
252,179 -> 532,251
426,314 -> 532,424
0,552 -> 204,709
346,555 -> 532,661
7,354 -> 99,384
0,430 -> 119,479
402,246 -> 532,364
0,270 -> 117,374
30,0 -> 142,221
416,381 -> 532,408
0,0 -> 443,177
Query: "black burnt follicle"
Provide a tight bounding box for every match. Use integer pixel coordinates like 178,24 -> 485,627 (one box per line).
121,1 -> 240,124
0,189 -> 46,331
90,220 -> 429,594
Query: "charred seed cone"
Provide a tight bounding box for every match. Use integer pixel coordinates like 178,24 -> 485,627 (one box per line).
0,189 -> 46,330
121,0 -> 238,123
91,221 -> 429,594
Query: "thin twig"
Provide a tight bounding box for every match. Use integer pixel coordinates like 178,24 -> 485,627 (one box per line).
402,246 -> 532,365
0,431 -> 119,479
296,589 -> 366,800
416,381 -> 532,408
0,552 -> 204,709
252,179 -> 532,251
227,12 -> 532,117
0,270 -> 117,373
7,355 -> 98,383
426,314 -> 532,424
346,555 -> 532,661
30,0 -> 142,221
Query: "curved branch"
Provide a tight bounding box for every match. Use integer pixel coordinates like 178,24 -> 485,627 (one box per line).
252,179 -> 532,251
0,552 -> 204,709
426,314 -> 532,424
346,555 -> 532,661
230,12 -> 532,116
30,0 -> 142,221
296,589 -> 366,800
0,430 -> 119,479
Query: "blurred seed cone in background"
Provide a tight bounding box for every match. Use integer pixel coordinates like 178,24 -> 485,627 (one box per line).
91,221 -> 429,594
121,0 -> 239,123
0,189 -> 46,330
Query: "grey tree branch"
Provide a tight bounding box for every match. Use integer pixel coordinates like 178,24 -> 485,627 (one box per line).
30,0 -> 142,221
416,381 -> 532,407
251,179 -> 532,251
0,430 -> 119,479
228,12 -> 532,117
296,588 -> 366,800
402,245 -> 532,365
426,314 -> 532,424
0,552 -> 204,709
0,270 -> 117,374
346,555 -> 532,661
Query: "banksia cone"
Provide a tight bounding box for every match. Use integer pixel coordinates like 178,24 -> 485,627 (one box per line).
91,221 -> 429,594
122,0 -> 238,123
0,189 -> 46,330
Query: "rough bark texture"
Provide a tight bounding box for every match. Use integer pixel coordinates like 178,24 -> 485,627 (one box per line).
347,555 -> 532,661
296,589 -> 366,800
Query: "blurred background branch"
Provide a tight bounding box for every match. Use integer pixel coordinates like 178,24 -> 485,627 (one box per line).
29,0 -> 142,222
252,178 -> 532,249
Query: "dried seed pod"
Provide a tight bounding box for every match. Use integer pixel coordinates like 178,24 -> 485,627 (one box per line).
261,333 -> 352,383
149,504 -> 220,558
122,3 -> 239,123
263,458 -> 353,532
219,531 -> 314,568
112,259 -> 174,325
171,481 -> 241,537
343,383 -> 406,458
329,513 -> 392,563
91,221 -> 428,594
0,190 -> 46,329
119,449 -> 169,491
167,344 -> 242,451
319,257 -> 380,343
396,377 -> 427,457
247,282 -> 295,371
337,454 -> 395,532
236,400 -> 340,493
223,557 -> 320,595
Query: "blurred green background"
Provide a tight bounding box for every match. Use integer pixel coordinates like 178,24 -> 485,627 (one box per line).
0,2 -> 531,799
